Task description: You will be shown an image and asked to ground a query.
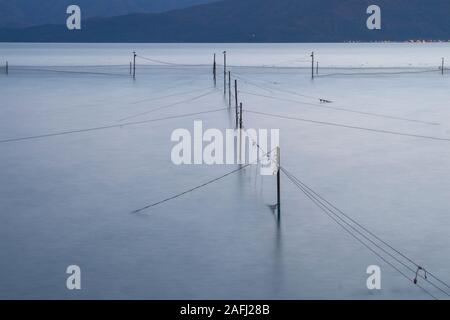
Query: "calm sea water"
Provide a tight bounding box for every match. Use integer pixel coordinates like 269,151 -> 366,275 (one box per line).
0,43 -> 449,299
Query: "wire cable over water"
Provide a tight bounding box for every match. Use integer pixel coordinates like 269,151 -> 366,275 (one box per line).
0,108 -> 228,144
136,54 -> 313,70
281,167 -> 450,300
240,90 -> 438,126
234,72 -> 321,100
11,66 -> 131,77
130,147 -> 276,214
131,165 -> 251,214
117,89 -> 218,122
233,72 -> 439,126
317,68 -> 440,78
245,110 -> 450,142
131,85 -> 213,105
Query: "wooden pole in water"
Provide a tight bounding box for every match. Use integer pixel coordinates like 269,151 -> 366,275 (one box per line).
276,146 -> 281,219
223,51 -> 227,95
228,71 -> 231,107
213,53 -> 217,86
442,58 -> 445,75
311,51 -> 314,79
316,61 -> 319,75
129,62 -> 132,75
239,102 -> 243,130
239,102 -> 243,164
5,61 -> 8,75
133,52 -> 137,79
234,80 -> 239,128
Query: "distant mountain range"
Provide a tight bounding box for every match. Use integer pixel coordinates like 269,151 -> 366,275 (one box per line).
1,0 -> 450,42
0,0 -> 217,28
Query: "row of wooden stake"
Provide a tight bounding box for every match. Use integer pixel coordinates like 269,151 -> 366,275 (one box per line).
2,53 -> 447,79
128,51 -> 446,82
214,51 -> 281,219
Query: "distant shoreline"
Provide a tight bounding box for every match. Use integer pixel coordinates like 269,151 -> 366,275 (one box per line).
2,41 -> 450,44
